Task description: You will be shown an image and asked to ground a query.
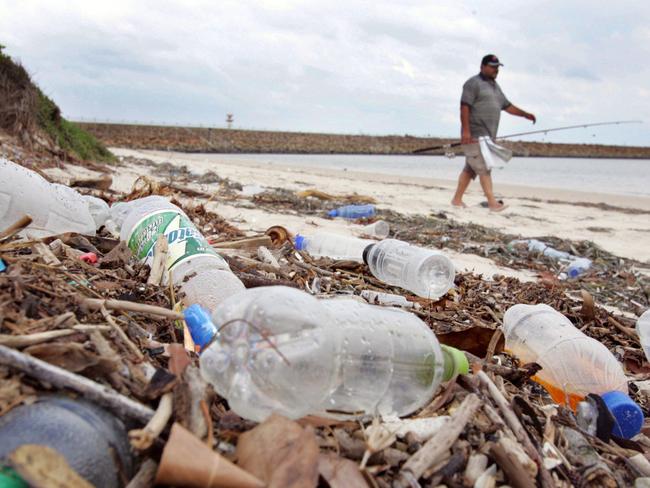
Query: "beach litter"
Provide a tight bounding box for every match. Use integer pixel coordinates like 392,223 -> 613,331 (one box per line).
1,155 -> 650,487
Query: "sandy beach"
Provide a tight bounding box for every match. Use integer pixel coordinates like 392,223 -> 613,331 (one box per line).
100,148 -> 650,263
39,146 -> 650,298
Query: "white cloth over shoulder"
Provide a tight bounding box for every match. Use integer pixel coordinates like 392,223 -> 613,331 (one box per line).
478,136 -> 512,170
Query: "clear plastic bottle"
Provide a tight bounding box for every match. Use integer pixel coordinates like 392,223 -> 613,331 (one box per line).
503,303 -> 643,438
509,239 -> 573,261
566,257 -> 592,278
352,220 -> 390,239
636,310 -> 650,362
0,157 -> 109,237
294,232 -> 374,262
327,204 -> 376,219
109,196 -> 245,311
363,239 -> 455,299
184,286 -> 468,422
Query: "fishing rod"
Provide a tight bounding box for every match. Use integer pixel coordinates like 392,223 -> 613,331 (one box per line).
412,120 -> 643,154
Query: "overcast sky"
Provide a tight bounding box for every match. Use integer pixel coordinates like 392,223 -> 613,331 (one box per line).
1,0 -> 649,145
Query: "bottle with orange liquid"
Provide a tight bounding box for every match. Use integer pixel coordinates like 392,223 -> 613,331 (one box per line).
503,303 -> 643,439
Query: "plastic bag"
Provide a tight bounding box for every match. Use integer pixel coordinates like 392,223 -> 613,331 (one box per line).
478,136 -> 513,170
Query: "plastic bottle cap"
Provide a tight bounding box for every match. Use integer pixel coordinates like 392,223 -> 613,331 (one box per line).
294,234 -> 306,250
601,391 -> 644,439
183,304 -> 217,350
441,345 -> 470,381
327,209 -> 338,217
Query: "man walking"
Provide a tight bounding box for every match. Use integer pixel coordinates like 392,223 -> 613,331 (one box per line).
451,54 -> 536,211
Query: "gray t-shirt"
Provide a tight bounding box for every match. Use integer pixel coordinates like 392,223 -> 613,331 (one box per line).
460,74 -> 511,139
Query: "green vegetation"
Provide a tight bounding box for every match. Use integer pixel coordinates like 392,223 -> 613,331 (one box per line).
0,43 -> 115,162
36,90 -> 115,162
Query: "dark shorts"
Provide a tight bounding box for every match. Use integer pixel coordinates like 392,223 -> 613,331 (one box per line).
462,143 -> 490,179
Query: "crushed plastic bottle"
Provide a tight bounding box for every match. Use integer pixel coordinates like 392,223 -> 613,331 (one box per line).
566,257 -> 593,278
294,232 -> 374,262
327,204 -> 376,219
363,239 -> 455,299
0,395 -> 132,488
0,158 -> 109,237
108,196 -> 245,311
184,286 -> 468,422
503,303 -> 643,438
352,220 -> 390,239
509,239 -> 573,261
636,310 -> 650,362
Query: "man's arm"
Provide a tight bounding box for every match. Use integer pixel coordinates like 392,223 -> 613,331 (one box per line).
505,104 -> 536,124
460,104 -> 474,144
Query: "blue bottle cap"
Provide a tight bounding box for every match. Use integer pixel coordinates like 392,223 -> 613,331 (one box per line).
327,209 -> 338,217
601,391 -> 644,439
183,304 -> 217,350
294,234 -> 306,250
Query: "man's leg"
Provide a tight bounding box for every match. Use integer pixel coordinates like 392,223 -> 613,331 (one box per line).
451,167 -> 474,207
478,173 -> 506,210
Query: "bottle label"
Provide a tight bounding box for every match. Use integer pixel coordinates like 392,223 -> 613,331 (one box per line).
127,210 -> 227,273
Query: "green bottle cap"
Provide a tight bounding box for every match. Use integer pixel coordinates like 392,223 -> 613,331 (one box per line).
441,345 -> 470,381
0,467 -> 28,488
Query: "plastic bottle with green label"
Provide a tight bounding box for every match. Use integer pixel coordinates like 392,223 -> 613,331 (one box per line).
183,285 -> 468,422
108,196 -> 245,311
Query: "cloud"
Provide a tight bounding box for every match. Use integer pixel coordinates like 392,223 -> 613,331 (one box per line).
0,0 -> 648,144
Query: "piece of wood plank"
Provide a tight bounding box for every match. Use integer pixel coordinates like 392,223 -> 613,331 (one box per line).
394,393 -> 481,487
0,344 -> 154,423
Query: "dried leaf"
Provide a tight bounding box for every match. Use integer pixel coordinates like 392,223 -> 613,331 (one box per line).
69,175 -> 112,191
437,326 -> 504,357
581,290 -> 596,322
99,241 -> 133,269
24,343 -> 114,374
167,343 -> 191,376
143,368 -> 177,399
237,414 -> 319,488
9,444 -> 93,488
319,453 -> 369,488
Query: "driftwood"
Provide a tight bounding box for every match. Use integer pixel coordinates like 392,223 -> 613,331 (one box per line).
129,392 -> 173,450
147,234 -> 169,286
125,459 -> 158,488
477,370 -> 556,488
0,344 -> 155,423
489,438 -> 537,488
0,215 -> 33,241
394,393 -> 481,487
0,325 -> 110,348
213,235 -> 273,250
82,297 -> 184,320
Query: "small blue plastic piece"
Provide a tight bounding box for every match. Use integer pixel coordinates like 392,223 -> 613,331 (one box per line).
183,304 -> 217,350
294,234 -> 306,250
601,391 -> 644,439
0,259 -> 6,273
327,209 -> 338,217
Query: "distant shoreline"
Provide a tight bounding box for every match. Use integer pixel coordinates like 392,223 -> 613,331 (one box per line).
179,150 -> 650,160
78,122 -> 650,159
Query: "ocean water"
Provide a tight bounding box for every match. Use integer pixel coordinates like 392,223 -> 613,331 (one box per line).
203,153 -> 650,198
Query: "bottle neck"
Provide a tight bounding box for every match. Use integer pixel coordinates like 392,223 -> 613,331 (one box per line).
362,243 -> 375,265
441,345 -> 469,381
